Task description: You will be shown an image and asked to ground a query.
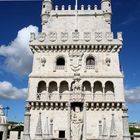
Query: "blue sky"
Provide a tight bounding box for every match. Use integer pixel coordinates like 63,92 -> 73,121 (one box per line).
0,0 -> 140,122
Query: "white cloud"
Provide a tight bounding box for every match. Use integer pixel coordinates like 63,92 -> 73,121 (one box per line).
125,87 -> 140,103
0,81 -> 27,100
0,25 -> 39,75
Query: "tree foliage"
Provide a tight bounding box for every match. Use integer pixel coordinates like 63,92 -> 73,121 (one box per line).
129,127 -> 140,134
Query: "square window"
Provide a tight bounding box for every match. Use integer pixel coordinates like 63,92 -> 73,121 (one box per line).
59,130 -> 65,138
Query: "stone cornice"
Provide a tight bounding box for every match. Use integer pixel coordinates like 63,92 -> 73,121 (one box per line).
27,101 -> 124,111
29,74 -> 124,79
30,44 -> 122,53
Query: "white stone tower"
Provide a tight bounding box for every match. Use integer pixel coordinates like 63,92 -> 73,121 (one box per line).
22,0 -> 130,140
0,105 -> 8,140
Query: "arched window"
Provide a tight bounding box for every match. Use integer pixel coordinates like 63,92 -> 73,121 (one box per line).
56,57 -> 65,66
60,81 -> 69,93
105,81 -> 114,93
83,81 -> 91,92
93,81 -> 103,100
56,57 -> 65,70
93,81 -> 103,93
48,81 -> 57,93
37,81 -> 46,93
86,56 -> 95,69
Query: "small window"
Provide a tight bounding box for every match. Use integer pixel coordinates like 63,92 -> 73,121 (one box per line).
86,57 -> 95,66
59,131 -> 65,138
43,5 -> 45,8
56,57 -> 65,66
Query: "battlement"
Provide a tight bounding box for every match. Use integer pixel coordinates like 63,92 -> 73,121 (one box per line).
53,4 -> 100,12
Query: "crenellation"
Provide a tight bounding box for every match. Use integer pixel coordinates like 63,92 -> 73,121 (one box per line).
81,5 -> 84,10
68,5 -> 71,10
55,5 -> 58,11
62,5 -> 65,11
87,5 -> 91,10
94,5 -> 98,11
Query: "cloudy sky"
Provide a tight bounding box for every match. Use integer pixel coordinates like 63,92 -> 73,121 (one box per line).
0,0 -> 140,122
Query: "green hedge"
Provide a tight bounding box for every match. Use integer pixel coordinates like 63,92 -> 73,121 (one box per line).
129,127 -> 140,134
10,125 -> 24,131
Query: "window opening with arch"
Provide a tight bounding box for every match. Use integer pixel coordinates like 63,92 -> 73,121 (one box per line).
37,81 -> 46,93
83,81 -> 91,92
48,81 -> 57,93
86,56 -> 95,69
59,81 -> 69,93
56,57 -> 65,70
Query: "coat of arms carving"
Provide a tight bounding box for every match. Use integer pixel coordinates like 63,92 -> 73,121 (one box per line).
84,32 -> 91,42
95,32 -> 102,42
106,32 -> 113,41
69,52 -> 83,72
61,32 -> 68,42
49,32 -> 57,42
72,31 -> 79,41
39,32 -> 46,42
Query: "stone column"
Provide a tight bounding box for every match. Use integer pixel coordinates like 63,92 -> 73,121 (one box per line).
43,117 -> 49,139
110,114 -> 117,140
98,120 -> 102,140
102,118 -> 108,140
122,105 -> 131,140
50,119 -> 53,138
22,105 -> 31,140
103,87 -> 105,99
83,102 -> 86,140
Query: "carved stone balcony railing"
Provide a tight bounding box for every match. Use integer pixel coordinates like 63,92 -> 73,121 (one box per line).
70,93 -> 85,102
86,65 -> 95,69
56,66 -> 65,70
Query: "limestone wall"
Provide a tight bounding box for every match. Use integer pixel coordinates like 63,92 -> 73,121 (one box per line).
7,131 -> 23,140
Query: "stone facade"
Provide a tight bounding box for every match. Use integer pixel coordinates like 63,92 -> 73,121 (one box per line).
0,105 -> 8,140
22,0 -> 130,140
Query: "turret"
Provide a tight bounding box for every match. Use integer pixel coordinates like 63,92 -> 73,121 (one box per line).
101,0 -> 112,23
41,0 -> 52,30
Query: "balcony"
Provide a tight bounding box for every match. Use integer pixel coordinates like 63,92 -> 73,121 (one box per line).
86,65 -> 95,69
56,66 -> 65,70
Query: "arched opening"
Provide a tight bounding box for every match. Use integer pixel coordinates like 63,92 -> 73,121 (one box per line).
86,56 -> 95,69
93,81 -> 103,100
86,56 -> 95,65
48,81 -> 57,93
105,81 -> 114,93
56,57 -> 65,66
83,81 -> 91,92
37,81 -> 46,93
60,81 -> 69,93
105,81 -> 114,100
93,81 -> 103,93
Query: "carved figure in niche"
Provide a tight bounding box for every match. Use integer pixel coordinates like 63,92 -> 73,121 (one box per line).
72,73 -> 81,94
71,107 -> 83,140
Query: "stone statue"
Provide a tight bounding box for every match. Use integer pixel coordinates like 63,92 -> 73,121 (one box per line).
71,107 -> 83,140
72,73 -> 81,94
